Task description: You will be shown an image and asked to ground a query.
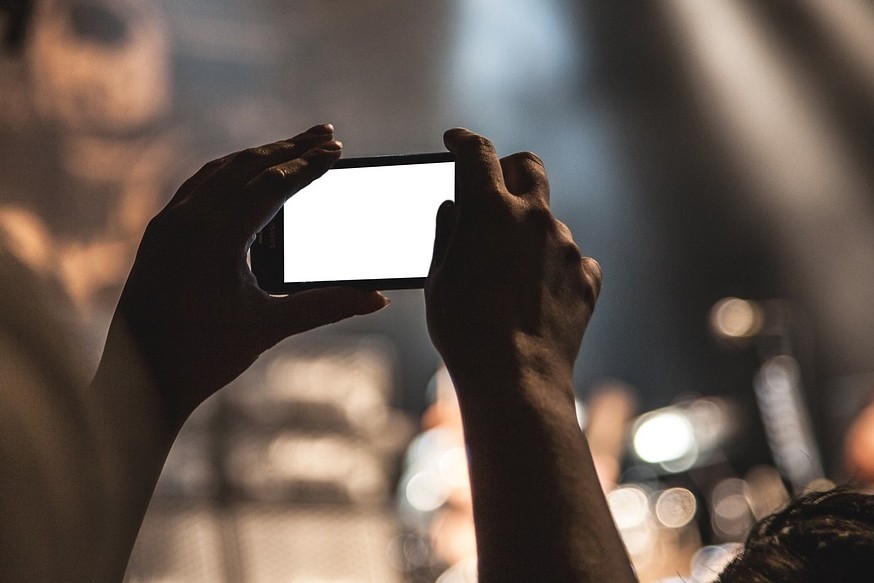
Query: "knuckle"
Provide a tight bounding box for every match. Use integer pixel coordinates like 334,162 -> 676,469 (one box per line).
200,157 -> 227,174
581,257 -> 603,302
522,204 -> 556,233
237,142 -> 294,164
562,238 -> 583,264
142,210 -> 184,247
239,146 -> 274,161
502,151 -> 547,185
526,156 -> 548,185
517,151 -> 545,168
554,219 -> 574,242
467,133 -> 496,154
257,163 -> 296,189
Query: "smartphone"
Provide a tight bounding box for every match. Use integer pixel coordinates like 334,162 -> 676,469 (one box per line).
250,152 -> 455,293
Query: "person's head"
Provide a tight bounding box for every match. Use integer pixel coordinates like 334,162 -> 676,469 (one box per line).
717,487 -> 874,582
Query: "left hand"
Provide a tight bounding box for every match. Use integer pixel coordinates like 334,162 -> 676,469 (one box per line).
104,124 -> 388,427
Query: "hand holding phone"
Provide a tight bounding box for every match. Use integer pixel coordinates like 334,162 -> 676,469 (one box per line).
251,152 -> 455,292
102,124 -> 389,427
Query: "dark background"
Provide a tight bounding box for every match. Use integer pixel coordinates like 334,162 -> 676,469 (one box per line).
2,0 -> 874,490
4,1 -> 874,581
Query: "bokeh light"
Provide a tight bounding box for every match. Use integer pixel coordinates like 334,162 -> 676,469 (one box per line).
633,409 -> 697,465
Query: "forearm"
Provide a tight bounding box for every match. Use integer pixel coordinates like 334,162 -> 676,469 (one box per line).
0,332 -> 177,583
452,366 -> 636,583
85,324 -> 181,582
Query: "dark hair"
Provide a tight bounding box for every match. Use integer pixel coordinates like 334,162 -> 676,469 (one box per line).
716,487 -> 874,582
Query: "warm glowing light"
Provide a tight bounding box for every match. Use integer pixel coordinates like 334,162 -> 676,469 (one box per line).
607,485 -> 651,530
608,486 -> 656,557
405,471 -> 449,512
438,447 -> 469,489
633,410 -> 696,464
655,487 -> 697,529
711,297 -> 763,338
711,478 -> 754,540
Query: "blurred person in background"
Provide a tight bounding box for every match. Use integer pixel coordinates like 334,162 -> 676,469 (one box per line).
0,124 -> 636,582
0,0 -> 179,312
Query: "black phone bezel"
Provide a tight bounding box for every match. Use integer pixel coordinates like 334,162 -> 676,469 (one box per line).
250,151 -> 455,293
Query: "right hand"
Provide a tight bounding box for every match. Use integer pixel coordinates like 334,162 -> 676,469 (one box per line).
425,129 -> 602,389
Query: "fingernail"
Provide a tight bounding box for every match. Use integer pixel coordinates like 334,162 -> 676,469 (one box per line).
372,293 -> 391,312
527,152 -> 545,167
317,140 -> 343,152
310,123 -> 334,134
353,291 -> 390,315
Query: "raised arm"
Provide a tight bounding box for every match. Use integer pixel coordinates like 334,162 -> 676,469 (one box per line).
425,129 -> 636,582
1,125 -> 388,583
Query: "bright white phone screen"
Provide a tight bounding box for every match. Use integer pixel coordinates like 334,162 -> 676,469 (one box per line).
282,160 -> 454,283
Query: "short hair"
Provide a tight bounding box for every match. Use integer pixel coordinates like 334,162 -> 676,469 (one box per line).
716,486 -> 874,582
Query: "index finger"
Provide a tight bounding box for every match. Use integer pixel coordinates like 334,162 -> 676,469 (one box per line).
169,124 -> 337,208
240,141 -> 344,237
443,128 -> 506,208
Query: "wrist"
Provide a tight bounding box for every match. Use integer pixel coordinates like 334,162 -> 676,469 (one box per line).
443,332 -> 577,401
87,338 -> 182,582
93,316 -> 182,444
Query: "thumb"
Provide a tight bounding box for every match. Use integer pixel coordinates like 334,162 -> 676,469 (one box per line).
260,287 -> 390,348
429,200 -> 458,276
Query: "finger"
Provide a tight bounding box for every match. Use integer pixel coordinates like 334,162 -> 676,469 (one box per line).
443,128 -> 506,208
163,157 -> 227,209
500,151 -> 549,203
204,125 -> 339,202
260,287 -> 390,349
240,140 -> 343,236
428,200 -> 458,276
164,125 -> 336,210
555,218 -> 574,241
225,125 -> 336,183
582,256 -> 603,302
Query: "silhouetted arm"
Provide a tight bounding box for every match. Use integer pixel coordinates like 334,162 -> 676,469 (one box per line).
0,124 -> 387,583
426,129 -> 636,582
